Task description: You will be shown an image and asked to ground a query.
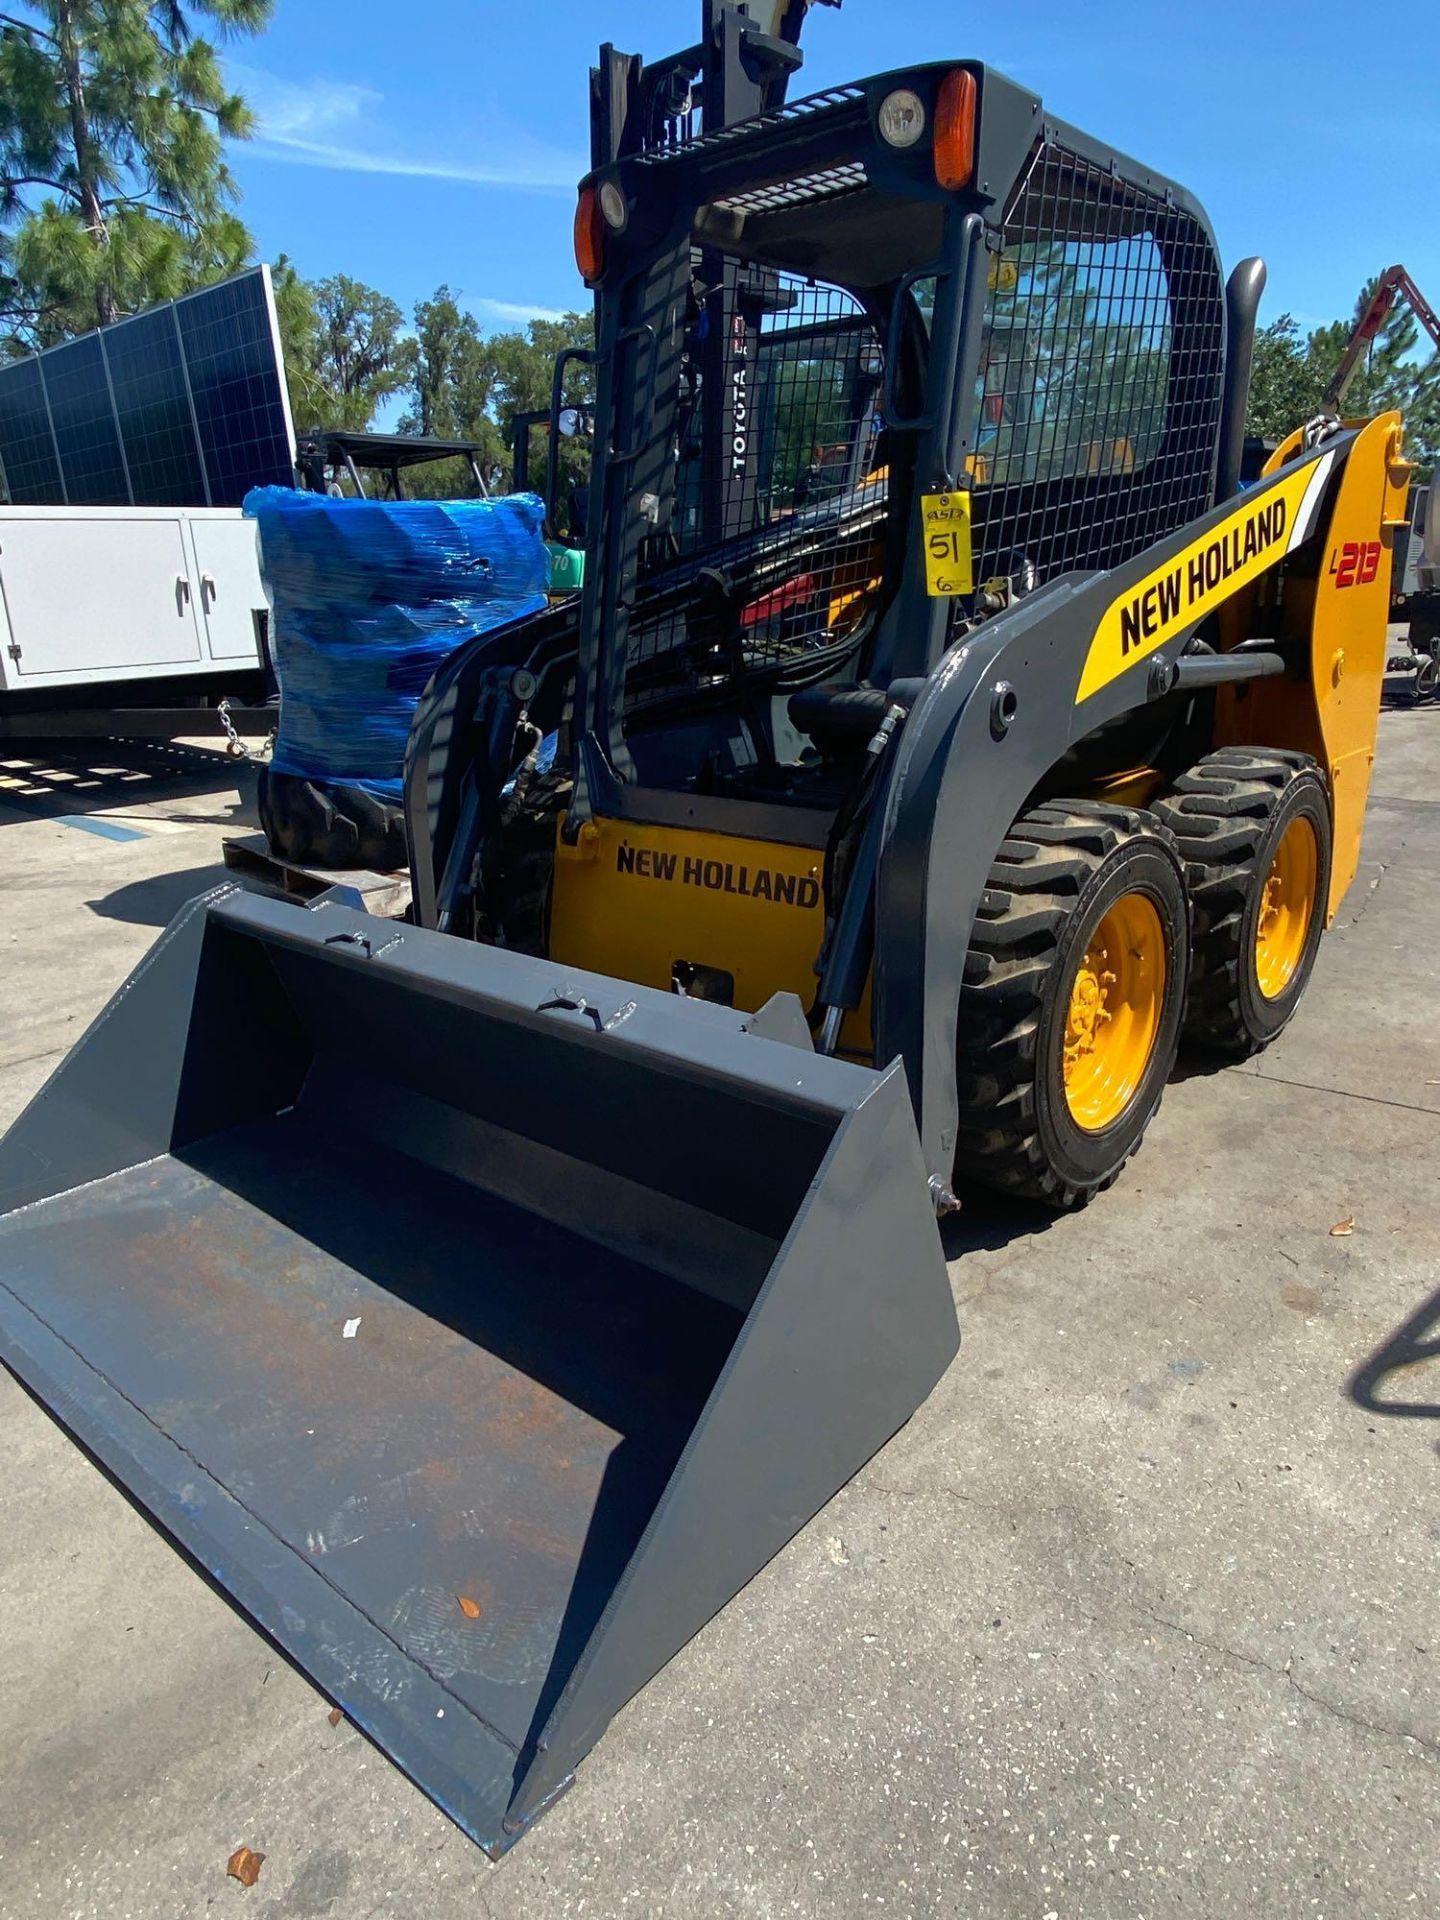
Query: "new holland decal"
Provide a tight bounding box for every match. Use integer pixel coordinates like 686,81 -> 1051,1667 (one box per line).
616,841 -> 820,908
1075,451 -> 1336,703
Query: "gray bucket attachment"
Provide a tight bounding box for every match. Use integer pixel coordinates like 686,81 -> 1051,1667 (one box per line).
0,889 -> 956,1854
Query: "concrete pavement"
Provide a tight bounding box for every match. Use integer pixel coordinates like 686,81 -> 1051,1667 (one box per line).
0,710 -> 1435,1918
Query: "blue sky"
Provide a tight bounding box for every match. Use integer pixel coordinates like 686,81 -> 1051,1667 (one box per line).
225,0 -> 1439,341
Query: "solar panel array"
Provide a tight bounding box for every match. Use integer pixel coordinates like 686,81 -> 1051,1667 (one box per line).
0,265 -> 295,508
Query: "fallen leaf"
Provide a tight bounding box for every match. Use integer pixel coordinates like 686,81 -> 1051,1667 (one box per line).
226,1846 -> 265,1888
1329,1215 -> 1355,1237
457,1594 -> 482,1620
328,1705 -> 343,1727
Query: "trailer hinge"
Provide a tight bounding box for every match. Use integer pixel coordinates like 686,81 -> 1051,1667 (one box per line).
6,641 -> 20,663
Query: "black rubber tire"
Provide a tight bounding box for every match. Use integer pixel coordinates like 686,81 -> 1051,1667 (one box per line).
954,802 -> 1190,1210
257,765 -> 406,870
1154,748 -> 1332,1057
1416,653 -> 1438,700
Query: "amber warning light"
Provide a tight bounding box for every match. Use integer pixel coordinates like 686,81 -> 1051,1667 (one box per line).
574,187 -> 605,286
934,69 -> 977,191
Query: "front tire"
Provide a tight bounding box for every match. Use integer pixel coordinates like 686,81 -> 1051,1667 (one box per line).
955,803 -> 1190,1209
1154,748 -> 1332,1056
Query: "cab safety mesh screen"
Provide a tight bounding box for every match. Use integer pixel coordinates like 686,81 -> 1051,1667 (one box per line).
969,139 -> 1224,590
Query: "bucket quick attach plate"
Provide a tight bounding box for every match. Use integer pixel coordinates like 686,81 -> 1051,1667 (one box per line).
0,889 -> 957,1854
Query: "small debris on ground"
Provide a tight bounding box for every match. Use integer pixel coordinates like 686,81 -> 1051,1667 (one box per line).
1329,1215 -> 1356,1237
328,1705 -> 344,1727
226,1846 -> 266,1887
457,1594 -> 482,1619
342,1316 -> 361,1338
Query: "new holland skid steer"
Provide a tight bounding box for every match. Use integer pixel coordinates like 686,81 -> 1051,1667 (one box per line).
0,1 -> 1410,1859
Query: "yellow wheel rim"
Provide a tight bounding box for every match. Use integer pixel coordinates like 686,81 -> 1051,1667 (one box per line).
1254,815 -> 1318,1000
1063,891 -> 1167,1132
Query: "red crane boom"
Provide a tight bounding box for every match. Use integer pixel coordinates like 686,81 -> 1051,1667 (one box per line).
1325,264 -> 1440,412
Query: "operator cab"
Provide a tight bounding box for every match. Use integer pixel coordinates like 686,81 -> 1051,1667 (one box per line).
566,62 -> 1224,836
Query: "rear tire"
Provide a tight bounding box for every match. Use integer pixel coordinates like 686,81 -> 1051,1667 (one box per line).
1154,747 -> 1331,1057
257,765 -> 406,870
954,803 -> 1190,1209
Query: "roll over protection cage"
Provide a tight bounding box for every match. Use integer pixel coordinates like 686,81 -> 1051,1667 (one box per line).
563,55 -> 1233,835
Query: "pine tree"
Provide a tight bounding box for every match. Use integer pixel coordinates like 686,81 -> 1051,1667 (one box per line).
0,0 -> 272,351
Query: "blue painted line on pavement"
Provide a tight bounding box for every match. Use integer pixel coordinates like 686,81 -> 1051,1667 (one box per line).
53,815 -> 148,843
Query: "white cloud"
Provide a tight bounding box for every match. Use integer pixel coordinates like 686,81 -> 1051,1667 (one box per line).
230,62 -> 583,193
470,297 -> 572,326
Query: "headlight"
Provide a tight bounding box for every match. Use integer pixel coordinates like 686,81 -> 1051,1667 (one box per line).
877,89 -> 926,149
598,179 -> 628,231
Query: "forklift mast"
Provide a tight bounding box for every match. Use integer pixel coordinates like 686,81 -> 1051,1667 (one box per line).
589,2 -> 838,169
590,4 -> 841,557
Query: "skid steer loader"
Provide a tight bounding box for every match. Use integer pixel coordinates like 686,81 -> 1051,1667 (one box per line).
0,1 -> 1410,1859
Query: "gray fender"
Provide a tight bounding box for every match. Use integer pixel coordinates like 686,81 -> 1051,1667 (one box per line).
874,576 -> 1101,1178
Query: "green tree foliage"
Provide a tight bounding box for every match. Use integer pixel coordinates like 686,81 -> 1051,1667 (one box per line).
396,283 -> 504,489
398,298 -> 595,511
0,0 -> 271,350
1247,279 -> 1440,476
272,272 -> 593,505
269,251 -> 322,424
283,271 -> 414,434
1245,314 -> 1321,440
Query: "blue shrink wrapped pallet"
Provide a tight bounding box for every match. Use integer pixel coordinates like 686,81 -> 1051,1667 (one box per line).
244,488 -> 549,802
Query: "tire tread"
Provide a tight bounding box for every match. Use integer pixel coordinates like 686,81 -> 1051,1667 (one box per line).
955,802 -> 1183,1209
1153,747 -> 1325,1055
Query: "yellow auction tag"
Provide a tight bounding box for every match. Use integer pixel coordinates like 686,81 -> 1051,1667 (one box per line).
921,491 -> 973,597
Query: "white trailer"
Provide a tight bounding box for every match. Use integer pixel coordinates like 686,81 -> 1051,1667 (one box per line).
0,505 -> 272,739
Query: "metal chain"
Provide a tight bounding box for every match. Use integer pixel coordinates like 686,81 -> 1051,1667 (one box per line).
216,699 -> 275,763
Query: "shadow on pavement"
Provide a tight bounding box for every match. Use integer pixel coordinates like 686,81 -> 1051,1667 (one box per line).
86,864 -> 238,928
943,1185 -> 1059,1259
0,740 -> 257,829
1348,1287 -> 1440,1421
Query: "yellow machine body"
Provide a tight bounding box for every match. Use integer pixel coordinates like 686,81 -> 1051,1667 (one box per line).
551,815 -> 824,1008
550,815 -> 874,1051
1217,411 -> 1411,919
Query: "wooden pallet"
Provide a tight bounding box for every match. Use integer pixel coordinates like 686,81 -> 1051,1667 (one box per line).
222,833 -> 412,919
